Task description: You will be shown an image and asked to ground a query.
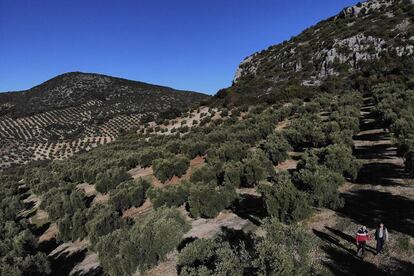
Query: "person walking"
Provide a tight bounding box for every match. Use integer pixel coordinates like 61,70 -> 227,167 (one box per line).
355,225 -> 370,257
375,223 -> 389,255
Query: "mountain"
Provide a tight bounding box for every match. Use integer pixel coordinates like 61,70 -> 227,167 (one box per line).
0,72 -> 208,169
218,0 -> 414,104
0,72 -> 207,117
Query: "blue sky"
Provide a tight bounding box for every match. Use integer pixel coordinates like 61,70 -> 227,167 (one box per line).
0,0 -> 359,94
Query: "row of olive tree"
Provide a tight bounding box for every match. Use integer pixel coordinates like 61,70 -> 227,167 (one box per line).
372,83 -> 414,176
0,174 -> 51,275
177,218 -> 314,275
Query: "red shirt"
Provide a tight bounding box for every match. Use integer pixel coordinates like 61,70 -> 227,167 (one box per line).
356,230 -> 369,242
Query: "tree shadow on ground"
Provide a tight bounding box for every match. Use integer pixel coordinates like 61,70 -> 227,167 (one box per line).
219,227 -> 256,252
337,190 -> 414,236
321,245 -> 388,276
177,236 -> 198,252
359,120 -> 379,132
38,238 -> 62,255
324,227 -> 376,254
313,229 -> 355,255
231,194 -> 267,226
49,248 -> 87,276
386,258 -> 414,275
353,132 -> 390,142
353,144 -> 396,160
355,162 -> 408,187
71,267 -> 103,276
326,227 -> 355,244
30,221 -> 51,236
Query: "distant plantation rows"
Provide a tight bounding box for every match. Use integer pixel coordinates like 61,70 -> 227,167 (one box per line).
0,102 -> 236,170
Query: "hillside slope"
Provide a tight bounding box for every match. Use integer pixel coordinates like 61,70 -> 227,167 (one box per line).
218,0 -> 414,104
0,72 -> 209,169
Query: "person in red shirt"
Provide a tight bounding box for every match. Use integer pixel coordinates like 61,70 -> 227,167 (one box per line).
355,225 -> 370,257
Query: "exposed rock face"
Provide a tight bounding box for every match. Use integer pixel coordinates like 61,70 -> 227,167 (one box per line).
232,0 -> 414,89
339,0 -> 394,17
234,55 -> 256,82
316,34 -> 386,78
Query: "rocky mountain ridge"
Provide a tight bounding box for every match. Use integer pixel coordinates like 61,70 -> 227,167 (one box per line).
229,0 -> 414,102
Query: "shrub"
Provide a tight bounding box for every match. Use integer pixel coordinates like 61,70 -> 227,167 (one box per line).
223,161 -> 244,187
259,172 -> 311,223
294,163 -> 344,209
188,183 -> 237,218
139,147 -> 164,168
95,166 -> 131,193
241,150 -> 273,187
190,165 -> 218,184
166,139 -> 183,154
147,181 -> 190,208
262,133 -> 292,165
178,238 -> 243,276
109,178 -> 150,212
87,206 -> 124,246
41,188 -> 87,221
319,144 -> 361,180
254,219 -> 314,275
284,115 -> 326,148
183,141 -> 208,158
153,157 -> 190,183
207,141 -> 248,163
96,208 -> 190,275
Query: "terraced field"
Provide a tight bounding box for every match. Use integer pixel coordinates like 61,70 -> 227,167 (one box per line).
0,72 -> 209,169
0,100 -> 138,168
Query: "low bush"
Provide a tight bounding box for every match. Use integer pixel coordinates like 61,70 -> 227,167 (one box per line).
188,183 -> 237,218
147,181 -> 190,208
95,208 -> 190,275
95,166 -> 131,193
178,238 -> 244,276
87,206 -> 125,246
261,133 -> 292,165
153,157 -> 190,182
294,163 -> 344,209
109,178 -> 150,212
259,172 -> 311,223
254,219 -> 314,275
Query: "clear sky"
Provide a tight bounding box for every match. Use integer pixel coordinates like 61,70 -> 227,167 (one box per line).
0,0 -> 359,94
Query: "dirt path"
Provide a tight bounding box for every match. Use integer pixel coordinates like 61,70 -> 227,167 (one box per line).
307,98 -> 414,275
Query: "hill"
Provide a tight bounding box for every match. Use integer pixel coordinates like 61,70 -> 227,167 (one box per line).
217,0 -> 414,104
0,72 -> 209,169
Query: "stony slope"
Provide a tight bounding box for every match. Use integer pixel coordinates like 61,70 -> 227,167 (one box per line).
219,0 -> 414,103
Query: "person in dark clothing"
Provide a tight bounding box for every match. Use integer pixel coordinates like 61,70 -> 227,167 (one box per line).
375,223 -> 389,255
355,226 -> 369,257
